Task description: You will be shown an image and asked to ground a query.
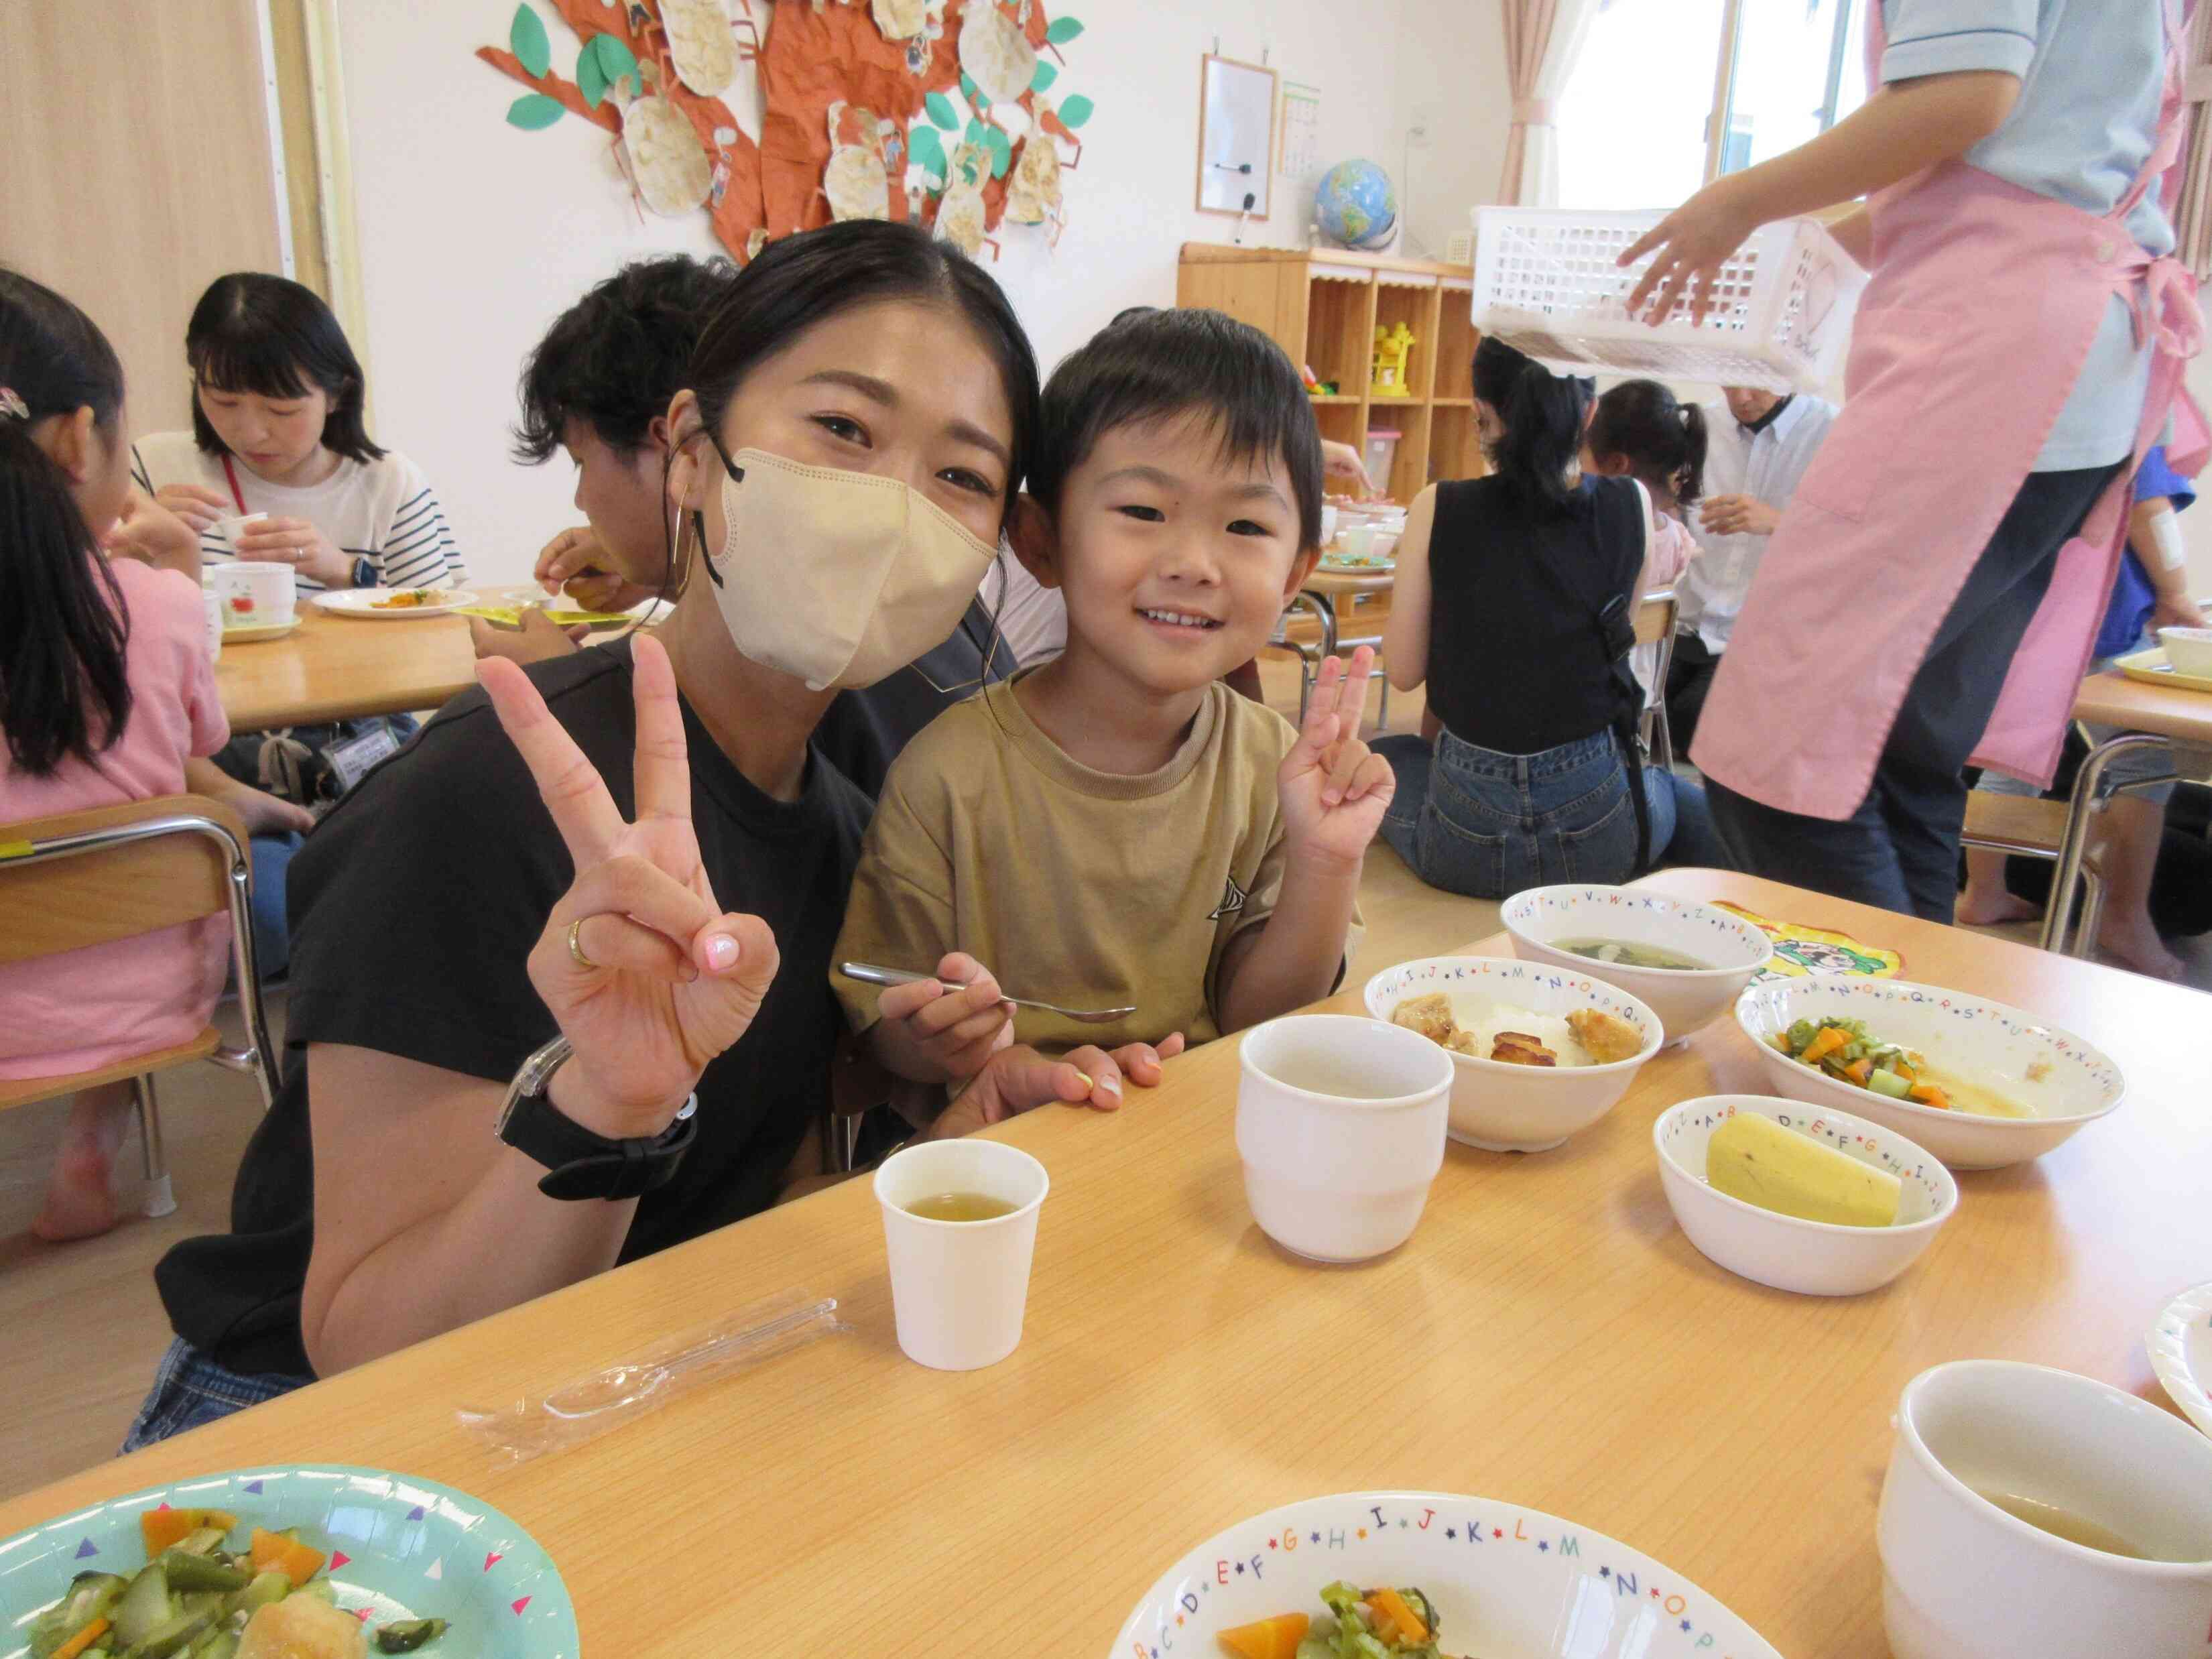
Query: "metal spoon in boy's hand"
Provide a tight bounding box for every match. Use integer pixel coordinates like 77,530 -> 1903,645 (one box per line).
838,961 -> 1136,1024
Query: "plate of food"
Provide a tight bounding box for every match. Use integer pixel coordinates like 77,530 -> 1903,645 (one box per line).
1500,885 -> 1773,1044
1111,1490 -> 1781,1658
218,620 -> 302,646
0,1465 -> 575,1659
2111,646 -> 2212,696
312,589 -> 479,619
1735,976 -> 2124,1169
2150,1280 -> 2212,1440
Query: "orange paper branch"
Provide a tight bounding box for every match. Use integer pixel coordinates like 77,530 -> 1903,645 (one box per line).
476,46 -> 621,133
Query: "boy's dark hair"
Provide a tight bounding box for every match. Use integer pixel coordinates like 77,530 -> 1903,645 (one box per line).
1587,377 -> 1708,507
186,273 -> 383,465
1030,307 -> 1324,550
0,269 -> 133,775
515,254 -> 739,464
1473,334 -> 1593,511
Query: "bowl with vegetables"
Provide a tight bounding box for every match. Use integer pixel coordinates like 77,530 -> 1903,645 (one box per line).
1500,885 -> 1773,1045
1734,977 -> 2124,1170
0,1466 -> 574,1659
1654,1095 -> 1958,1296
1110,1488 -> 1782,1657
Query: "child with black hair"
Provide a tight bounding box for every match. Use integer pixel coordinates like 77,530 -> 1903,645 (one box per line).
1585,377 -> 1707,574
0,269 -> 308,1241
135,273 -> 464,593
834,308 -> 1389,1095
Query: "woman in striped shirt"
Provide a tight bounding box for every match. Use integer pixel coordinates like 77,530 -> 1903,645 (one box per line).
133,273 -> 465,593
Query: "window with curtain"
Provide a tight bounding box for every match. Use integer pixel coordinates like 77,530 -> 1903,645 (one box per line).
1558,0 -> 1871,210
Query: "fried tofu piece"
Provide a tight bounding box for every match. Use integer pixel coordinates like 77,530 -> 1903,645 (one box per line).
1567,1007 -> 1643,1064
1392,992 -> 1458,1046
1446,1028 -> 1481,1056
237,1597 -> 368,1659
1489,1032 -> 1558,1066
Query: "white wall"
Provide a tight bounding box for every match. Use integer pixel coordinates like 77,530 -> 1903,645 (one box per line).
2179,349 -> 2212,596
336,0 -> 1501,586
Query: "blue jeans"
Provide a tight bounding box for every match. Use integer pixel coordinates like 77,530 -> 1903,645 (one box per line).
1377,727 -> 1668,900
247,832 -> 301,979
121,1338 -> 310,1452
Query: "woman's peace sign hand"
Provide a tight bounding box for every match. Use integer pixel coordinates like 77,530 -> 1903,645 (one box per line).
477,634 -> 779,1140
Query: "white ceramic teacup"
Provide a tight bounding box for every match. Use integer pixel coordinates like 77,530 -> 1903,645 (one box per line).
1235,1013 -> 1454,1263
1879,1360 -> 2212,1658
210,560 -> 296,629
873,1139 -> 1048,1372
213,510 -> 268,552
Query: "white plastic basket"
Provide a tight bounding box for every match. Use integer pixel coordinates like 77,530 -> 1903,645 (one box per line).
1470,207 -> 1868,393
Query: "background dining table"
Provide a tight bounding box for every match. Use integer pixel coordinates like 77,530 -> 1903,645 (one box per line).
213,605 -> 478,734
3,869 -> 2204,1656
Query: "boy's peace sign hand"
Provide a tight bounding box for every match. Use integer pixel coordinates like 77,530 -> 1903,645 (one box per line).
1277,646 -> 1395,866
477,634 -> 779,1142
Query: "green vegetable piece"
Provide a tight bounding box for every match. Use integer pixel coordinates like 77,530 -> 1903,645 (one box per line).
1058,94 -> 1094,128
293,1581 -> 337,1605
924,91 -> 959,130
112,1564 -> 172,1650
196,1634 -> 239,1659
1867,1066 -> 1914,1099
1045,15 -> 1085,43
509,5 -> 552,78
223,1571 -> 290,1623
1030,60 -> 1058,92
505,93 -> 565,130
577,45 -> 609,108
158,1552 -> 249,1595
373,1619 -> 449,1654
118,1607 -> 214,1659
174,1529 -> 227,1558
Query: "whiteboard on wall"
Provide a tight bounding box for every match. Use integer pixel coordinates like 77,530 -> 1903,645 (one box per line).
1196,54 -> 1277,217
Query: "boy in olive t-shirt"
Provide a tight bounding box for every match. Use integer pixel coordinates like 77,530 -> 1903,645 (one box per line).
833,308 -> 1392,1102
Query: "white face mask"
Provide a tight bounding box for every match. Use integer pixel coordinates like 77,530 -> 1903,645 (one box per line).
697,443 -> 1000,691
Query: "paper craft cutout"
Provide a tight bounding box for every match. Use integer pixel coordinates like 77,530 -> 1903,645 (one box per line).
661,0 -> 738,95
1713,901 -> 1906,982
625,92 -> 715,214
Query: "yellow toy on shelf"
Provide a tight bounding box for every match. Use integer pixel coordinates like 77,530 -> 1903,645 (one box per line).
1371,321 -> 1416,397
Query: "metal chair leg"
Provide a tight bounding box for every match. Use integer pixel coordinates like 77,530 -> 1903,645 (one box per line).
2069,867 -> 2106,961
135,1074 -> 176,1219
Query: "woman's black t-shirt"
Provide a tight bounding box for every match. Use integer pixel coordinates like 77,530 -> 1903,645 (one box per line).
154,639 -> 873,1377
1423,473 -> 1645,755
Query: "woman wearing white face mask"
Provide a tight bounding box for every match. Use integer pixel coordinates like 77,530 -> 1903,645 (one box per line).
133,223 -> 1127,1444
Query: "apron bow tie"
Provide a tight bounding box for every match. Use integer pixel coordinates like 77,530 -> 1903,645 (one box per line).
2123,253 -> 2203,360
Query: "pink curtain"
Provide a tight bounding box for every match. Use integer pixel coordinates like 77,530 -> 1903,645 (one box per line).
1495,0 -> 1601,206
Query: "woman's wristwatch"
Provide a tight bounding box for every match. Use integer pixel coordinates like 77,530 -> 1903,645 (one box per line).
351,555 -> 377,591
495,1034 -> 698,1200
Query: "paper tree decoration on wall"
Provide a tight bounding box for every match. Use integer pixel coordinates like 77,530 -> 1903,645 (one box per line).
480,0 -> 1093,262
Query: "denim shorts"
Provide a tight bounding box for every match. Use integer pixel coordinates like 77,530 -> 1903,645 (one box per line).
1375,727 -> 1658,900
121,1338 -> 310,1453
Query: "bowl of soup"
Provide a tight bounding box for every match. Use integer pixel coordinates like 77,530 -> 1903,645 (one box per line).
1734,976 -> 2124,1170
1501,885 -> 1774,1045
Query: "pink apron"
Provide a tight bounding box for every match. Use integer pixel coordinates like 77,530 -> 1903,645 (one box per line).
1692,1 -> 2205,818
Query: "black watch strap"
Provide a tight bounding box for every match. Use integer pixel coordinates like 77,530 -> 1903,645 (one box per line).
496,1036 -> 698,1201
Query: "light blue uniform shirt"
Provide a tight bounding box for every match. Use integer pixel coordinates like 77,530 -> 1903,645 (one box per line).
1882,0 -> 2172,470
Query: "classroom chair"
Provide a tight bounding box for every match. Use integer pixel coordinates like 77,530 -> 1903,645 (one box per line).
1266,591 -> 1336,722
0,794 -> 279,1218
1958,789 -> 2107,959
1634,591 -> 1679,771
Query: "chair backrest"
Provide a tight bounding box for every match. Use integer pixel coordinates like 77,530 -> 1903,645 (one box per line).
0,794 -> 248,967
1634,590 -> 1677,648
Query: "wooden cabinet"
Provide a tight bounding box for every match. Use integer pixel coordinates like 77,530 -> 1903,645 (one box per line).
1176,243 -> 1486,502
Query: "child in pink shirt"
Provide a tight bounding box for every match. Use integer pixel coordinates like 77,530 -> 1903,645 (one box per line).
0,272 -> 304,1240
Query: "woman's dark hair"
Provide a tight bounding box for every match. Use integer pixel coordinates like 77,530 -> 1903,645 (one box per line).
690,221 -> 1040,505
1473,334 -> 1593,511
1029,307 -> 1325,550
515,254 -> 737,463
186,273 -> 383,465
0,269 -> 133,776
1587,378 -> 1707,507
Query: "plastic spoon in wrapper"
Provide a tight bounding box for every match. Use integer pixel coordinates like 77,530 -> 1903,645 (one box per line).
544,1296 -> 837,1418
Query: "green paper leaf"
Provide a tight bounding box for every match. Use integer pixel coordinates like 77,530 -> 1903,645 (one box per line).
985,125 -> 1012,179
908,121 -> 946,179
964,117 -> 987,146
509,4 -> 552,78
593,32 -> 639,86
1058,93 -> 1093,128
925,90 -> 959,130
959,72 -> 980,104
506,92 -> 566,129
577,45 -> 609,108
1044,15 -> 1084,44
1030,60 -> 1058,93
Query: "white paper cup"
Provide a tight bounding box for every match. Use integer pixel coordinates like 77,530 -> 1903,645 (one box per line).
873,1139 -> 1048,1371
1879,1360 -> 2212,1658
1236,1013 -> 1453,1262
211,559 -> 296,628
214,511 -> 267,552
202,585 -> 223,662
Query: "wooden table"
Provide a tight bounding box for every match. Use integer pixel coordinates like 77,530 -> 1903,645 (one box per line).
5,871 -> 2206,1655
214,608 -> 477,733
2040,667 -> 2212,950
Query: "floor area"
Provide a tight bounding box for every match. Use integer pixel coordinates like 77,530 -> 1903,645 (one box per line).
2,650 -> 2205,1504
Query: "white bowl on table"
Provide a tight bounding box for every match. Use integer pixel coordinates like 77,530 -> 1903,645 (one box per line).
1734,976 -> 2124,1170
1501,883 -> 1773,1044
1363,956 -> 1662,1152
2156,624 -> 2212,678
1654,1095 -> 1957,1296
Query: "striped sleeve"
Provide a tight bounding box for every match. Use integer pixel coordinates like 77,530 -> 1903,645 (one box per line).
373,459 -> 467,588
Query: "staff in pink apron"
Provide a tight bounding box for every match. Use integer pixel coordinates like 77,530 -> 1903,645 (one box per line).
1620,0 -> 2204,920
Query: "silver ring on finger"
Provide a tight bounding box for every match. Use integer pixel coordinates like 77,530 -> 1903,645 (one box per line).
567,916 -> 603,972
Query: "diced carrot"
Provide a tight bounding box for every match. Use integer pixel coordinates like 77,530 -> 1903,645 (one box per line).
1910,1083 -> 1951,1111
1799,1027 -> 1850,1065
249,1526 -> 326,1587
140,1508 -> 236,1556
1842,1058 -> 1873,1086
1367,1587 -> 1429,1643
52,1618 -> 109,1659
1217,1612 -> 1310,1659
